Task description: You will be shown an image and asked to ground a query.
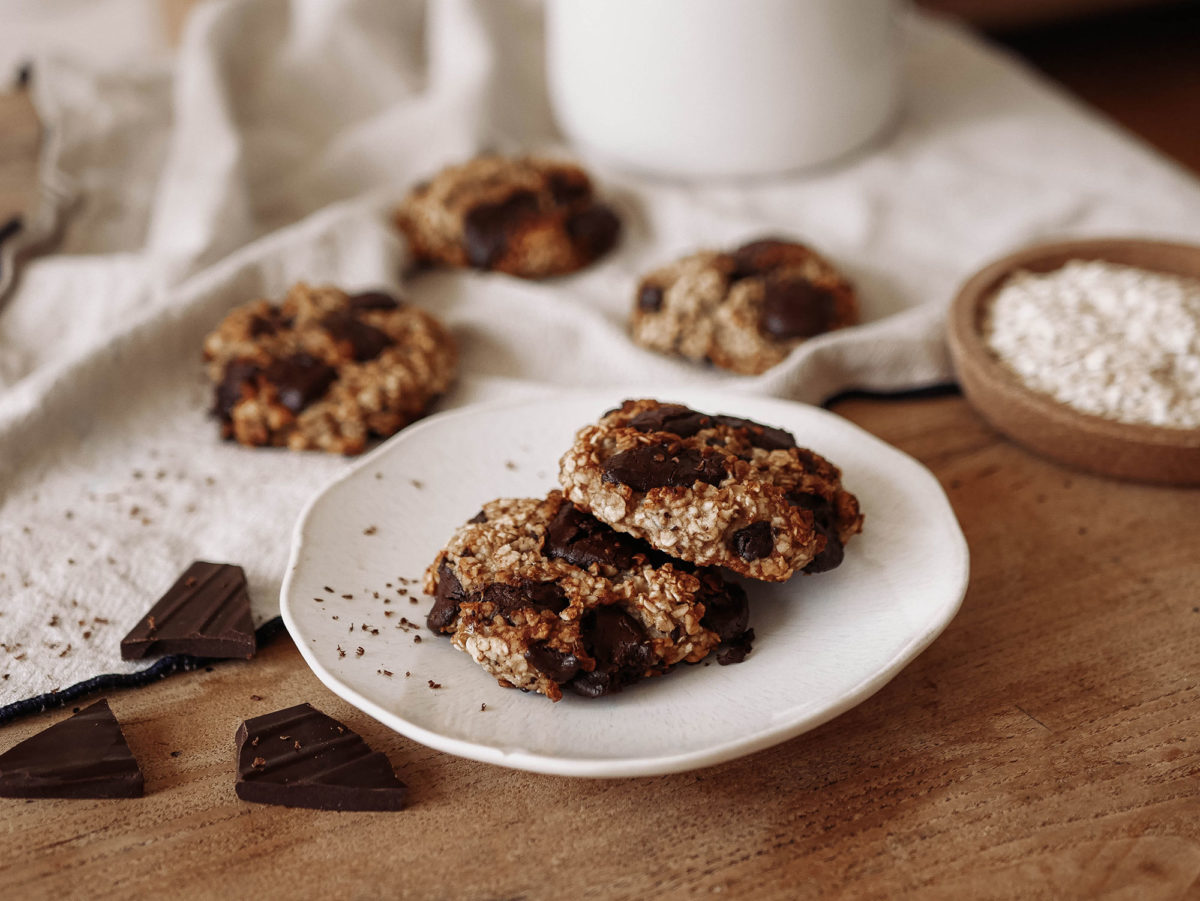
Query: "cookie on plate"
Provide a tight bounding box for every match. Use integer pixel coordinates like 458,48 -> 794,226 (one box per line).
630,237 -> 858,375
203,283 -> 456,455
559,399 -> 863,582
395,155 -> 621,279
424,491 -> 752,702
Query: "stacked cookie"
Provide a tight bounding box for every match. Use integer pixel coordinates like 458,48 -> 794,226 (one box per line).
424,399 -> 863,702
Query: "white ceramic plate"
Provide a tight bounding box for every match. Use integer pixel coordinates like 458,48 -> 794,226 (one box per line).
281,389 -> 968,778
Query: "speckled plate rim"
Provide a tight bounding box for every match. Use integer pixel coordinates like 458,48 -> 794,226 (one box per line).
949,237 -> 1200,454
280,389 -> 970,778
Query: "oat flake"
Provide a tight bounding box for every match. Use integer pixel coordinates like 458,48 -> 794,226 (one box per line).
983,260 -> 1200,429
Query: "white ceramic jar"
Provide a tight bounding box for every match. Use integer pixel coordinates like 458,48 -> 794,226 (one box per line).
545,0 -> 901,179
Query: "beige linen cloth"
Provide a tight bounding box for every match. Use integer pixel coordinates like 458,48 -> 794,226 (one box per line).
2,0 -> 1200,717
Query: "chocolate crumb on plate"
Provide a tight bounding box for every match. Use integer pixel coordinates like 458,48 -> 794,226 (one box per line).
120,561 -> 256,660
234,703 -> 407,811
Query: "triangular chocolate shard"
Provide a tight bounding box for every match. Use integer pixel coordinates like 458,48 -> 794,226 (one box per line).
121,561 -> 256,660
0,699 -> 144,799
235,703 -> 407,811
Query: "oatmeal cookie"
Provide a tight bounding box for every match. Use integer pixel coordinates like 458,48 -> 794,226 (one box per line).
424,491 -> 752,702
395,155 -> 621,279
559,399 -> 864,582
630,237 -> 858,375
203,283 -> 456,455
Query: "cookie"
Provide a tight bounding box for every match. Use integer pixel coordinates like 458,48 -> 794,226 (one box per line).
202,283 -> 456,455
395,155 -> 621,279
558,399 -> 863,582
423,491 -> 752,702
630,237 -> 858,375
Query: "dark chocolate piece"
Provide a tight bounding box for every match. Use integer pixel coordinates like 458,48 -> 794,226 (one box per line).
248,314 -> 278,338
428,561 -> 569,632
694,570 -> 753,664
711,416 -> 796,451
120,561 -> 256,660
264,353 -> 337,415
467,509 -> 488,524
0,700 -> 143,799
626,403 -> 712,438
601,444 -> 725,492
728,237 -> 796,281
759,276 -> 836,340
730,521 -> 774,561
789,492 -> 844,573
463,190 -> 540,267
320,310 -> 392,361
427,560 -> 466,631
638,284 -> 664,313
478,580 -> 570,624
542,502 -> 648,572
546,171 -> 591,206
235,703 -> 407,811
524,644 -> 583,683
246,305 -> 293,339
696,573 -> 750,645
624,403 -> 795,451
565,204 -> 620,258
570,606 -> 657,698
347,290 -> 402,312
717,628 -> 755,665
212,359 -> 261,422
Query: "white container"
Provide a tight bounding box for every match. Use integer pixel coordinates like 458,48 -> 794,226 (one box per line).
545,0 -> 902,179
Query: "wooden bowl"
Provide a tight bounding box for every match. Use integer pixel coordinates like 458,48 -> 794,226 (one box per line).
947,237 -> 1200,486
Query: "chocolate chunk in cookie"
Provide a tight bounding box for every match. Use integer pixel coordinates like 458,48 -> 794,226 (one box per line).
730,521 -> 774,561
462,190 -> 542,268
559,399 -> 864,582
395,155 -> 621,279
629,237 -> 858,375
543,501 -> 648,572
423,491 -> 749,701
266,353 -> 338,414
202,283 -> 456,455
601,444 -> 726,492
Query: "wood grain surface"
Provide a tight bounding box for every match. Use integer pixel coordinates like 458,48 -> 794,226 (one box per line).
2,394 -> 1198,899
4,7 -> 1200,900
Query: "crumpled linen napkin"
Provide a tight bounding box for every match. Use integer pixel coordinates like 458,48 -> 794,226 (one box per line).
3,0 -> 1200,717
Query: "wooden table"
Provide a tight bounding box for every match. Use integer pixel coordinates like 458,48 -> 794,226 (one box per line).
3,15 -> 1200,900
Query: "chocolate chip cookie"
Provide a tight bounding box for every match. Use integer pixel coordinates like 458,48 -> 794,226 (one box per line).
559,399 -> 863,582
395,155 -> 621,279
424,491 -> 752,702
203,283 -> 456,455
630,238 -> 858,375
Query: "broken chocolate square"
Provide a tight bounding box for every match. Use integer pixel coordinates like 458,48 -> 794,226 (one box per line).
0,699 -> 143,798
234,703 -> 407,811
120,561 -> 256,660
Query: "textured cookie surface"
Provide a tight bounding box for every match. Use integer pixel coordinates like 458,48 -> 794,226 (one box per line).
424,491 -> 752,702
203,283 -> 456,455
559,399 -> 864,582
631,238 -> 858,375
395,155 -> 621,279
